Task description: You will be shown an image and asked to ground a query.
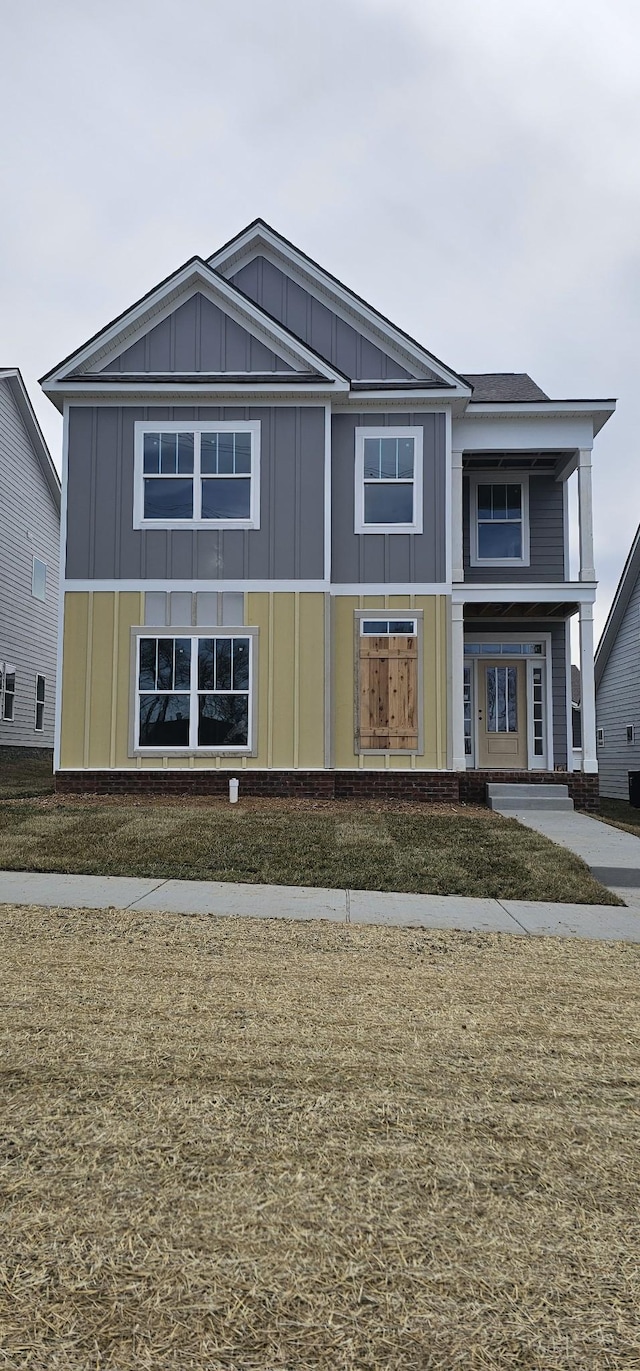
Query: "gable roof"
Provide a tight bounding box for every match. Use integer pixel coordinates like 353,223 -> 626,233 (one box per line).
39,256 -> 352,406
463,373 -> 549,402
0,369 -> 60,510
595,523 -> 640,688
208,218 -> 472,394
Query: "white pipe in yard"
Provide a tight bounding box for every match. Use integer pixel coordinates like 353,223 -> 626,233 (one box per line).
229,777 -> 239,804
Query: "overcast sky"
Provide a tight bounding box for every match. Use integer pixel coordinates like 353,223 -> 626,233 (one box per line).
1,0 -> 638,639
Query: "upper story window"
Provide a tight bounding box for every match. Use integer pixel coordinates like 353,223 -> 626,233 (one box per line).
470,476 -> 530,567
354,427 -> 423,534
134,421 -> 260,530
32,557 -> 47,601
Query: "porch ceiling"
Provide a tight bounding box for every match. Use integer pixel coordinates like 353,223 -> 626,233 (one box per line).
464,601 -> 578,619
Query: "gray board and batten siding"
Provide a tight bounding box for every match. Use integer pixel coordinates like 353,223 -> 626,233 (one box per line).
230,256 -> 430,381
332,412 -> 447,585
100,293 -> 296,375
468,619 -> 568,768
0,377 -> 59,749
65,405 -> 325,582
596,567 -> 640,799
462,474 -> 566,583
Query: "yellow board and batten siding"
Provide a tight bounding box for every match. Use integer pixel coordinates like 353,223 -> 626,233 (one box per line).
59,591 -> 325,771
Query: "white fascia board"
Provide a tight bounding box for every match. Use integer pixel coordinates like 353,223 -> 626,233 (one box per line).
335,389 -> 462,407
453,583 -> 596,604
41,263 -> 349,389
455,402 -> 615,449
43,381 -> 346,412
209,227 -> 472,393
1,370 -> 61,506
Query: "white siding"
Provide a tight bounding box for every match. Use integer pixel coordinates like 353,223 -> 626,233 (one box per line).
596,570 -> 640,799
0,380 -> 60,749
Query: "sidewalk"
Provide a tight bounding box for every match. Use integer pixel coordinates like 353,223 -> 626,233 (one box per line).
1,870 -> 640,942
505,809 -> 640,908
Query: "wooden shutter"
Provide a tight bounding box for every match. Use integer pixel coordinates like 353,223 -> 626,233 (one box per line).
358,634 -> 418,750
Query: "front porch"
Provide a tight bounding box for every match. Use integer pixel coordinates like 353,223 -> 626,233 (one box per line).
450,591 -> 598,779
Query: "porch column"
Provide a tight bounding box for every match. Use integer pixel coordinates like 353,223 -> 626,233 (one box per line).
451,601 -> 467,770
579,602 -> 598,773
452,449 -> 464,582
578,448 -> 596,582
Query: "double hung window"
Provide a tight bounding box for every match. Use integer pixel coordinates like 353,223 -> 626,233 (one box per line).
136,633 -> 253,751
471,478 -> 529,565
1,663 -> 15,721
354,428 -> 423,533
35,675 -> 46,731
135,421 -> 260,529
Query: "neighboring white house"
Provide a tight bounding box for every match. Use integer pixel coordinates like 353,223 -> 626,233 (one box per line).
595,523 -> 640,799
0,369 -> 60,752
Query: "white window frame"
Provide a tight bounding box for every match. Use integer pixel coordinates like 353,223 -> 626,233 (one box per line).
1,662 -> 16,723
354,426 -> 423,535
597,726 -> 605,747
470,473 -> 530,567
130,627 -> 257,756
133,420 -> 261,531
626,725 -> 635,744
32,557 -> 47,602
35,674 -> 46,732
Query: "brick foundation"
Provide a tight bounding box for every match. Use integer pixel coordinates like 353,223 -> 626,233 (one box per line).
54,768 -> 599,809
458,770 -> 599,812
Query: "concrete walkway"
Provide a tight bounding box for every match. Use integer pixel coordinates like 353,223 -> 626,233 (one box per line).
506,809 -> 640,909
1,869 -> 640,942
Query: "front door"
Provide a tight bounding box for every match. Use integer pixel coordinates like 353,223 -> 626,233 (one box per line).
477,659 -> 528,768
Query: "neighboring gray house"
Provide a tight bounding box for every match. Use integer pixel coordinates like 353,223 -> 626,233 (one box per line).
595,525 -> 640,799
0,369 -> 60,752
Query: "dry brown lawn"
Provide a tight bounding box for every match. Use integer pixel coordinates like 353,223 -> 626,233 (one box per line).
1,904 -> 639,1370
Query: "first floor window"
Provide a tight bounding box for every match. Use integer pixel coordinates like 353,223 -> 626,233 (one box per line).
354,427 -> 423,533
136,422 -> 260,528
137,634 -> 252,750
1,663 -> 15,721
35,675 -> 46,731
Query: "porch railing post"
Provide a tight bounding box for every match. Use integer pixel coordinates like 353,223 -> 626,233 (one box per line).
451,601 -> 467,771
579,602 -> 598,773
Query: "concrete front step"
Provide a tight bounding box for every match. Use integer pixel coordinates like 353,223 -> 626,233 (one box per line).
487,782 -> 574,814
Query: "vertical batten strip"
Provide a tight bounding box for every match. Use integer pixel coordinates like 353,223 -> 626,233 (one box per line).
82,593 -> 94,768
293,592 -> 300,768
267,591 -> 274,767
109,592 -> 120,768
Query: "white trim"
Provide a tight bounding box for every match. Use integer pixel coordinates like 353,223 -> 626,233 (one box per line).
444,411 -> 453,584
579,603 -> 598,773
577,447 -> 595,582
324,403 -> 332,582
42,261 -> 350,388
354,426 -> 423,535
54,402 -> 69,771
208,227 -> 471,391
63,578 -> 450,595
469,472 -> 530,568
133,628 -> 256,756
454,583 -> 596,604
565,621 -> 575,772
451,602 -> 466,770
133,420 -> 261,531
450,447 -> 463,583
562,476 -> 570,580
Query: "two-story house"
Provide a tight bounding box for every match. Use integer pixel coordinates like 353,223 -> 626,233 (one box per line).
40,222 -> 614,805
0,368 -> 60,755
